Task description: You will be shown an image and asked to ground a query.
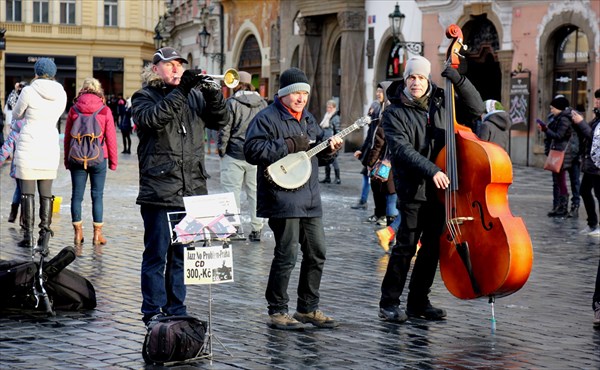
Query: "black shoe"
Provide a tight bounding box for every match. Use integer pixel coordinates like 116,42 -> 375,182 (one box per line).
567,205 -> 579,218
378,306 -> 408,323
406,302 -> 447,320
249,230 -> 261,242
351,202 -> 367,210
320,178 -> 331,184
335,178 -> 341,184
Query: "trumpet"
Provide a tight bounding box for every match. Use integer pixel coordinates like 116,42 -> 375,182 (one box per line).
197,68 -> 240,89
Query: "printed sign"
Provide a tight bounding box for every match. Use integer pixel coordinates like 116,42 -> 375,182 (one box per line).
184,245 -> 234,285
509,73 -> 530,128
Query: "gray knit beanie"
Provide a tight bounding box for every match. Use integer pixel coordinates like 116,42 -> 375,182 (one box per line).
403,56 -> 431,80
278,68 -> 311,97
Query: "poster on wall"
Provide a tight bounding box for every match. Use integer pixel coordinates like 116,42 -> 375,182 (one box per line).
509,73 -> 531,130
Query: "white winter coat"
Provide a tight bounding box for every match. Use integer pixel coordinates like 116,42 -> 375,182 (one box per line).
12,78 -> 67,180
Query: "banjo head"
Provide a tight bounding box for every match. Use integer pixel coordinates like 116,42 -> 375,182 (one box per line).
266,152 -> 312,190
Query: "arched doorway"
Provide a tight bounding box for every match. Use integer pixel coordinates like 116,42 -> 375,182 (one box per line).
237,35 -> 264,94
462,15 -> 501,102
552,26 -> 589,112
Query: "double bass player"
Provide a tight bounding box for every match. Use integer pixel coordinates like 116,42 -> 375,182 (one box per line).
378,55 -> 485,323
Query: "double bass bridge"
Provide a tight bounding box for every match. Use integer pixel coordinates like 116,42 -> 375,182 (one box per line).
449,216 -> 474,225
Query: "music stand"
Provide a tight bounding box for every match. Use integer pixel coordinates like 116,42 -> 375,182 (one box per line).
167,193 -> 240,364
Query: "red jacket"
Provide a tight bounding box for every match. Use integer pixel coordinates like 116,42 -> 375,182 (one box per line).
63,93 -> 118,170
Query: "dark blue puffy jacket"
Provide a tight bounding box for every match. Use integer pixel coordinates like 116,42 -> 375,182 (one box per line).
244,96 -> 334,218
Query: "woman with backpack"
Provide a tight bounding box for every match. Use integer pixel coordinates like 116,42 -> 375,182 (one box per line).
63,77 -> 118,250
11,58 -> 67,252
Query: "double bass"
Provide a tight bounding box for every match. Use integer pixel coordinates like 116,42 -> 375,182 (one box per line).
435,24 -> 533,300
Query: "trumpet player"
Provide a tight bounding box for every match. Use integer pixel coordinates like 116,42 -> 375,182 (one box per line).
131,46 -> 229,327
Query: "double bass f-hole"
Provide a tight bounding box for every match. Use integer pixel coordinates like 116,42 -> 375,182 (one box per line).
472,201 -> 493,231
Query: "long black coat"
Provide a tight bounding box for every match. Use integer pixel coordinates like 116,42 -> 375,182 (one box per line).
382,78 -> 485,203
131,76 -> 229,207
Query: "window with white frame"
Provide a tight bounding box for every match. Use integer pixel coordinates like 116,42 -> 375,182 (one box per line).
104,0 -> 118,27
33,0 -> 49,24
60,0 -> 76,25
6,0 -> 23,22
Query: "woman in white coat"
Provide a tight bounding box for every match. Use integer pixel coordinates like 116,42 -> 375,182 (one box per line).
11,58 -> 67,252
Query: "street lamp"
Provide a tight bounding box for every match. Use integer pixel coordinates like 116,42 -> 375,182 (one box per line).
197,25 -> 210,54
153,17 -> 164,49
388,2 -> 423,56
197,25 -> 223,64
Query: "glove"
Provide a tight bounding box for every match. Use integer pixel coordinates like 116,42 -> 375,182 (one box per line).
200,76 -> 223,101
285,135 -> 309,153
441,65 -> 463,85
177,70 -> 202,95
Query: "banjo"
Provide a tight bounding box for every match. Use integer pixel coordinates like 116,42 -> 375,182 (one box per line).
266,116 -> 372,190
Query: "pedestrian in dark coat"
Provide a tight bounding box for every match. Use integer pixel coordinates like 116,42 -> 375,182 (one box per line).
378,56 -> 484,323
131,47 -> 229,326
538,96 -> 573,217
571,88 -> 600,235
244,67 -> 343,331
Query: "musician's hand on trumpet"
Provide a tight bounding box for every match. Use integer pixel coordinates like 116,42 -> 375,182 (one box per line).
176,70 -> 205,95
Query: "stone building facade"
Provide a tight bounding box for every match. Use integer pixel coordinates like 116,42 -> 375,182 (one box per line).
0,0 -> 163,106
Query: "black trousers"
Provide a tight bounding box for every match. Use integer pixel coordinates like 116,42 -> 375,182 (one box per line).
379,199 -> 445,308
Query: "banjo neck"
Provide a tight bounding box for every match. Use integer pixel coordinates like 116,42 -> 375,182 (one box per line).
306,116 -> 373,158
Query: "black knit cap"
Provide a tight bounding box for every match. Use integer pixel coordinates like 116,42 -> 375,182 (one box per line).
550,96 -> 569,111
278,67 -> 311,96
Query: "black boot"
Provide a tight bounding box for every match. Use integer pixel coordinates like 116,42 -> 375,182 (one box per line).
8,203 -> 19,223
567,204 -> 579,218
548,196 -> 568,217
17,194 -> 35,248
35,195 -> 54,256
334,169 -> 341,184
320,167 -> 331,183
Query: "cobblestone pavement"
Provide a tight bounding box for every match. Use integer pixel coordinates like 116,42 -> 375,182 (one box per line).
1,135 -> 600,369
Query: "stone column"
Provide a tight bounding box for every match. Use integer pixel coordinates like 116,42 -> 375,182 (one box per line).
297,16 -> 323,113
337,10 -> 366,151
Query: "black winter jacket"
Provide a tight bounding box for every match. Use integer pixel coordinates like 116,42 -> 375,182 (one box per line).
131,73 -> 229,207
218,91 -> 267,160
543,111 -> 573,170
573,109 -> 600,175
244,96 -> 334,218
382,78 -> 485,202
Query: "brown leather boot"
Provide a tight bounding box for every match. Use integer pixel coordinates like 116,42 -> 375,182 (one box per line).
93,222 -> 107,245
73,221 -> 84,246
